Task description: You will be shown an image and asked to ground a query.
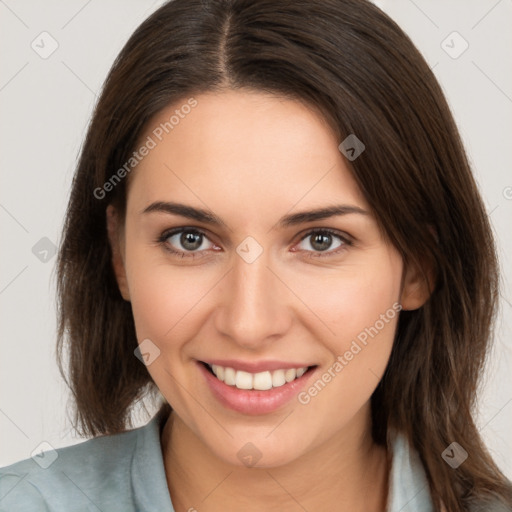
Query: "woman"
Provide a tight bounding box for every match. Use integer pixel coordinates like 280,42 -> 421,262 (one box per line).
1,0 -> 511,510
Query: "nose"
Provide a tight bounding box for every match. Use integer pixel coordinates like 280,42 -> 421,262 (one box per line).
213,249 -> 292,350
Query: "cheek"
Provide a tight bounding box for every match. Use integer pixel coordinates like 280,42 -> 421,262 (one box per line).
328,274 -> 400,347
123,241 -> 210,342
296,311 -> 396,434
288,254 -> 401,407
288,252 -> 402,346
124,245 -> 214,411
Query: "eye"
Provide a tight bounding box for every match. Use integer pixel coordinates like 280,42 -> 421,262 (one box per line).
294,229 -> 352,257
158,228 -> 216,257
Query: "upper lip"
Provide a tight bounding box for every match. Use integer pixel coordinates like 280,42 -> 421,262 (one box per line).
200,359 -> 315,373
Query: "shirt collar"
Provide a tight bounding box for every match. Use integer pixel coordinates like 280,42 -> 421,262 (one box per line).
133,412 -> 434,512
131,409 -> 175,511
386,429 -> 434,511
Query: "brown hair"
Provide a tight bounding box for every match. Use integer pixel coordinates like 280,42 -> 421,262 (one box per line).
56,0 -> 512,510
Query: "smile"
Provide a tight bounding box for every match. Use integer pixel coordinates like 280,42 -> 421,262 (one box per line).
198,360 -> 318,415
207,363 -> 308,390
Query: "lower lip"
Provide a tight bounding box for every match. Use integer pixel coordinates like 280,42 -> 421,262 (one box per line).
198,362 -> 316,415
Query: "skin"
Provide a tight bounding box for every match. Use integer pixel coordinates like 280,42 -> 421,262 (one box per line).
107,90 -> 430,511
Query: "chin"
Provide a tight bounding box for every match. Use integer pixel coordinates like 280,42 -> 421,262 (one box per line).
210,431 -> 310,469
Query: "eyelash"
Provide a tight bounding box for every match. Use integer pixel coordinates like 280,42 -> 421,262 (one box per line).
156,227 -> 353,260
292,228 -> 353,259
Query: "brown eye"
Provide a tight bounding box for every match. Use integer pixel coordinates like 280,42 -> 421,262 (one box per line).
296,229 -> 347,254
160,228 -> 214,255
180,231 -> 203,251
310,232 -> 333,251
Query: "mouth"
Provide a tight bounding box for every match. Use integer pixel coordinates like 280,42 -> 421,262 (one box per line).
197,360 -> 318,415
201,361 -> 316,390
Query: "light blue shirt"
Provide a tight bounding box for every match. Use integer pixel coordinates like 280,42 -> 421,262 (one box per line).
0,410 -> 435,511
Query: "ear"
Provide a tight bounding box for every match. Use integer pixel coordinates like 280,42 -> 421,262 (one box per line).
399,256 -> 435,311
106,205 -> 130,301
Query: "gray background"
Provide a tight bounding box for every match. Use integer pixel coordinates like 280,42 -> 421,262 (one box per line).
1,0 -> 511,479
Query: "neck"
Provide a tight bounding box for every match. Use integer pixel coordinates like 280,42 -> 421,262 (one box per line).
161,407 -> 389,512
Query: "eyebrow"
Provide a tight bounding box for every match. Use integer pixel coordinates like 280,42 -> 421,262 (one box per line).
277,204 -> 369,228
142,201 -> 229,227
142,201 -> 369,228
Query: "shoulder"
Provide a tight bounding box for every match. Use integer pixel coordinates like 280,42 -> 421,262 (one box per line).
0,413 -> 169,512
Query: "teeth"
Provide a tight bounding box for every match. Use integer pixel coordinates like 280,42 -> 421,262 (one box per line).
224,367 -> 236,386
284,368 -> 297,382
253,371 -> 272,391
215,365 -> 224,381
272,369 -> 286,387
209,364 -> 309,390
235,371 -> 253,390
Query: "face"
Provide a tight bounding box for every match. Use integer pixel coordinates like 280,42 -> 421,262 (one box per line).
108,90 -> 427,468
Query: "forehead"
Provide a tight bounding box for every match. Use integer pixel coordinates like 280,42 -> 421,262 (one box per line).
126,90 -> 369,219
